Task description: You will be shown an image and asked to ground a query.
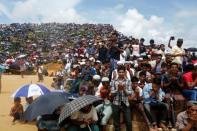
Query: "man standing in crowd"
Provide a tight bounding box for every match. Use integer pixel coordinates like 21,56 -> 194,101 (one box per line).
168,37 -> 185,66
111,65 -> 132,131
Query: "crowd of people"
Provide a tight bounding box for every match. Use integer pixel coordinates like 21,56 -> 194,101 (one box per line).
1,23 -> 196,131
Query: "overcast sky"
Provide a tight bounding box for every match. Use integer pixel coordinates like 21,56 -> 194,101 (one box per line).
0,0 -> 197,48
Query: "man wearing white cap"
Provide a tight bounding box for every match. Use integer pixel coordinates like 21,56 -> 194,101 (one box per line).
95,77 -> 109,97
95,77 -> 112,131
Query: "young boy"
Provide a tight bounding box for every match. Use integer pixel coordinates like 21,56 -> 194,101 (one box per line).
10,97 -> 24,123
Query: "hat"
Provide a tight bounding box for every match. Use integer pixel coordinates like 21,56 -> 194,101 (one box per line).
117,61 -> 124,65
138,57 -> 143,61
187,101 -> 197,107
79,62 -> 85,65
124,61 -> 133,64
101,77 -> 109,82
95,60 -> 101,64
73,64 -> 79,68
89,57 -> 94,61
82,59 -> 86,62
93,75 -> 101,80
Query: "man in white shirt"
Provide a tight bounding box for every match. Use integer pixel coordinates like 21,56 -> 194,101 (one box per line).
169,38 -> 185,65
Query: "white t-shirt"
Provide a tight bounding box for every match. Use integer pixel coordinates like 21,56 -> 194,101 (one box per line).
171,45 -> 185,64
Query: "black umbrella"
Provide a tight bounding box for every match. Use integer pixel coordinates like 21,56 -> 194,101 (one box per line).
186,47 -> 197,52
23,92 -> 71,121
58,95 -> 100,124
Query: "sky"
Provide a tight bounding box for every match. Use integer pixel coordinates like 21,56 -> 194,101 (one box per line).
0,0 -> 197,48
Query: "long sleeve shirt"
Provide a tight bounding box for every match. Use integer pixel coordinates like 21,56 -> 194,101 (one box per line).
111,78 -> 133,107
142,83 -> 165,104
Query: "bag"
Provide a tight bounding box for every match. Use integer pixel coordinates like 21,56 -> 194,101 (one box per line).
97,103 -> 105,125
97,110 -> 105,125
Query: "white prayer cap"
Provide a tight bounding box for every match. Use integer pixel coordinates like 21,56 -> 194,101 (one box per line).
93,75 -> 101,80
117,61 -> 124,65
79,62 -> 85,65
101,77 -> 109,82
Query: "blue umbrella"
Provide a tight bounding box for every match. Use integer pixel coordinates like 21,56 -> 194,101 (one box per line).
23,92 -> 71,121
11,84 -> 50,98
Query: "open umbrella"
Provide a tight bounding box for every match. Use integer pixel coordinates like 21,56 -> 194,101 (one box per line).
23,92 -> 70,121
11,83 -> 50,98
186,47 -> 197,52
58,95 -> 100,124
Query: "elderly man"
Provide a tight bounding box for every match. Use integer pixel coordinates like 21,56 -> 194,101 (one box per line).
176,101 -> 197,131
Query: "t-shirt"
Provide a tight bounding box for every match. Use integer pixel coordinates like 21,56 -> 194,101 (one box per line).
109,46 -> 121,60
171,45 -> 185,64
182,72 -> 194,90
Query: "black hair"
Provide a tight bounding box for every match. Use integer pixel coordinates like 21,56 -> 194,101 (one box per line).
170,62 -> 179,67
14,97 -> 21,102
117,65 -> 126,72
152,77 -> 161,85
161,62 -> 168,68
150,39 -> 154,44
131,76 -> 139,82
139,71 -> 146,77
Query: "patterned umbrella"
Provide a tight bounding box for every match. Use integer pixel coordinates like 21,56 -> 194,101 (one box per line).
11,83 -> 50,98
58,95 -> 100,124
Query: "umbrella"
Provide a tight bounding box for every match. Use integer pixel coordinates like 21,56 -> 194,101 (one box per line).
0,65 -> 5,73
11,84 -> 50,98
186,47 -> 197,52
23,92 -> 70,121
58,95 -> 100,124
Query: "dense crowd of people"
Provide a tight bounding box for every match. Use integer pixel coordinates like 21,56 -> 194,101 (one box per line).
1,23 -> 196,131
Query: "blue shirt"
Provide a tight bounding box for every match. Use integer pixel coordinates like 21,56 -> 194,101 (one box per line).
142,83 -> 165,104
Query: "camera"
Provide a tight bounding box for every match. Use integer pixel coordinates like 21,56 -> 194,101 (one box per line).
171,36 -> 175,40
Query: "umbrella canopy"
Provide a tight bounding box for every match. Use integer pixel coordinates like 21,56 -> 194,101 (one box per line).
11,84 -> 50,98
58,95 -> 100,124
186,47 -> 197,52
23,92 -> 70,121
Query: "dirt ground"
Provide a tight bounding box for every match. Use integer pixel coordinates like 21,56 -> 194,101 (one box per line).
0,74 -> 54,131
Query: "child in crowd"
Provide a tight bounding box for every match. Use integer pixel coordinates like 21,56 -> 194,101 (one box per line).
10,97 -> 24,124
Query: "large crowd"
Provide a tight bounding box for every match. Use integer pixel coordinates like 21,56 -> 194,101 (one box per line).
1,23 -> 196,131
